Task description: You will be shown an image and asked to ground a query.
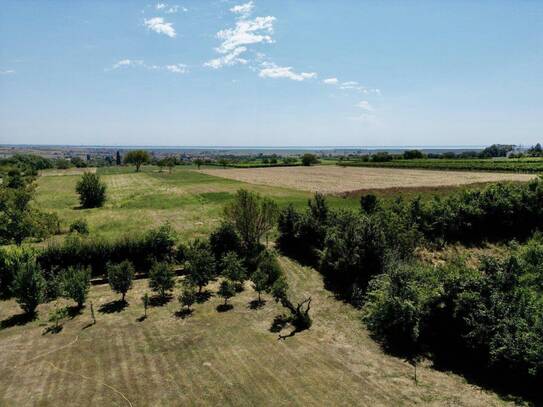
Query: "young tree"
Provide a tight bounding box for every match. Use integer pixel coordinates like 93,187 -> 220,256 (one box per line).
11,260 -> 46,315
75,173 -> 107,208
124,150 -> 150,172
149,262 -> 175,298
60,266 -> 91,308
116,150 -> 122,166
185,239 -> 215,293
142,293 -> 149,317
218,279 -> 235,306
223,189 -> 278,252
107,260 -> 135,302
194,158 -> 204,169
178,283 -> 196,311
251,268 -> 267,303
221,251 -> 247,291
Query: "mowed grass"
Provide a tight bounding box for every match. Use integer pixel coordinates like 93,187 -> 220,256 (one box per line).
35,166 -> 362,241
0,257 -> 507,406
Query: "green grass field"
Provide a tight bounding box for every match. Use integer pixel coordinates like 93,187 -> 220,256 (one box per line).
35,165 -> 361,241
0,257 -> 507,406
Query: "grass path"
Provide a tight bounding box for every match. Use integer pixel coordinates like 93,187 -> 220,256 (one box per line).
0,257 -> 509,406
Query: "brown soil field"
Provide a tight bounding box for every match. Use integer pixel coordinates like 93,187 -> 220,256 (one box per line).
199,166 -> 537,193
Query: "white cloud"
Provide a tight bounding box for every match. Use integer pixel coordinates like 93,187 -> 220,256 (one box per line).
110,60 -> 187,74
155,3 -> 185,13
323,77 -> 338,85
230,1 -> 254,18
144,17 -> 176,38
356,100 -> 374,111
0,69 -> 15,75
204,46 -> 247,69
259,64 -> 317,81
216,16 -> 275,53
156,3 -> 166,10
205,15 -> 275,69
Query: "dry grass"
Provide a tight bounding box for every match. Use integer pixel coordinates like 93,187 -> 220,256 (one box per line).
0,257 -> 509,406
39,167 -> 97,177
199,166 -> 536,193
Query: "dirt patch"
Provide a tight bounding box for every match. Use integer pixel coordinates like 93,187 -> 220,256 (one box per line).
199,166 -> 536,193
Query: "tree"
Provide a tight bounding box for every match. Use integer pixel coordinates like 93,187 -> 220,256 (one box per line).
107,260 -> 135,302
69,218 -> 89,235
223,189 -> 278,252
116,151 -> 122,166
60,266 -> 91,308
251,268 -> 267,303
194,158 -> 204,169
75,173 -> 107,208
221,252 -> 247,291
209,223 -> 242,269
124,150 -> 150,172
142,293 -> 149,317
185,239 -> 216,293
218,279 -> 235,306
403,150 -> 424,160
149,262 -> 175,298
179,283 -> 196,311
360,194 -> 379,214
301,153 -> 319,166
11,260 -> 45,315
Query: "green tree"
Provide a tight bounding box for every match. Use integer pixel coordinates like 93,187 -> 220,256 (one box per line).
124,150 -> 150,172
194,158 -> 204,169
301,153 -> 319,166
149,262 -> 175,298
218,279 -> 235,306
223,189 -> 278,252
75,173 -> 107,208
251,268 -> 267,303
142,292 -> 149,317
185,239 -> 215,293
11,260 -> 45,315
209,223 -> 242,270
107,260 -> 135,302
60,266 -> 91,308
69,218 -> 89,235
178,283 -> 196,311
221,251 -> 247,291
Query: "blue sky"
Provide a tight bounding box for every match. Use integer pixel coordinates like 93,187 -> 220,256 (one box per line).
0,0 -> 542,147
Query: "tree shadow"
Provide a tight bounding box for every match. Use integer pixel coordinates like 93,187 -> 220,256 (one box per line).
248,299 -> 266,309
196,290 -> 213,304
278,328 -> 299,340
136,315 -> 147,322
216,303 -> 233,313
82,322 -> 95,330
174,308 -> 193,319
269,314 -> 290,333
149,294 -> 172,307
0,312 -> 35,330
98,300 -> 128,314
66,305 -> 83,319
43,324 -> 63,335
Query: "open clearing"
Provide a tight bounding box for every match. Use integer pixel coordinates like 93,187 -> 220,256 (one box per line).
0,257 -> 507,406
199,166 -> 537,193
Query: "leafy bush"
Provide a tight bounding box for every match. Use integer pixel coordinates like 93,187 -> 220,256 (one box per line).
75,173 -> 107,208
60,266 -> 91,308
37,224 -> 177,278
107,260 -> 134,301
0,245 -> 36,299
11,260 -> 46,315
69,218 -> 89,235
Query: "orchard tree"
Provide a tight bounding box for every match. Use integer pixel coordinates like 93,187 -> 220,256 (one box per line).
142,293 -> 150,317
221,251 -> 247,291
124,150 -> 150,172
149,262 -> 176,299
185,239 -> 215,293
75,173 -> 107,208
209,223 -> 242,270
218,279 -> 235,306
223,189 -> 278,252
60,266 -> 91,308
11,260 -> 46,315
251,268 -> 267,303
107,260 -> 135,302
178,283 -> 196,311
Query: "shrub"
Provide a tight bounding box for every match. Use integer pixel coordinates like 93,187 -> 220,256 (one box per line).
0,245 -> 36,299
69,218 -> 89,235
218,279 -> 235,306
149,262 -> 175,298
301,153 -> 319,166
107,260 -> 135,301
75,173 -> 106,208
60,266 -> 91,308
11,260 -> 46,315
